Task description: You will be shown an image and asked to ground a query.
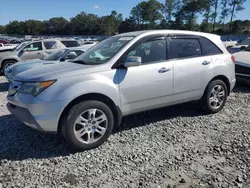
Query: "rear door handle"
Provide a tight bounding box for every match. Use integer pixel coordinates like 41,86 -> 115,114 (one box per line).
202,61 -> 211,65
158,67 -> 170,73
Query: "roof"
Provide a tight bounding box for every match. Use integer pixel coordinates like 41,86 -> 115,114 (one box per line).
117,30 -> 220,39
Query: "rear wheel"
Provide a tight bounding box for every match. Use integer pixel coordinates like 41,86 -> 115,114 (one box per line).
61,100 -> 114,151
199,80 -> 228,114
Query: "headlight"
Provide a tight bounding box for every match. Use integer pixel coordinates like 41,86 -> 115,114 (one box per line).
18,80 -> 56,96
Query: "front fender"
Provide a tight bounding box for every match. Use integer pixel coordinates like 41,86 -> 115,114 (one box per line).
37,73 -> 120,107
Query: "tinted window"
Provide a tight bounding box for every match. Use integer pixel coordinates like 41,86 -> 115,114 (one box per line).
23,42 -> 42,52
127,37 -> 166,64
170,38 -> 201,59
43,49 -> 68,61
200,38 -> 222,55
44,41 -> 58,49
61,40 -> 80,47
74,50 -> 84,56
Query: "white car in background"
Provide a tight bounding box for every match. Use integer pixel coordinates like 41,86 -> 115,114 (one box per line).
4,47 -> 87,83
229,37 -> 250,53
0,39 -> 81,73
234,45 -> 250,84
0,43 -> 18,52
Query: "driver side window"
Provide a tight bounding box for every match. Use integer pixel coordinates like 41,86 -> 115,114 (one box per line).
126,37 -> 167,64
23,42 -> 42,52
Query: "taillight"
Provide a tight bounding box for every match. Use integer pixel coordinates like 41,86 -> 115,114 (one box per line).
231,55 -> 236,63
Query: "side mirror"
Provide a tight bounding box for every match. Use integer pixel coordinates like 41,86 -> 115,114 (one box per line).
124,56 -> 142,67
60,58 -> 65,62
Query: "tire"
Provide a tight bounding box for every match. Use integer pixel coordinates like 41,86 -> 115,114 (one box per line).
2,60 -> 16,75
61,100 -> 114,151
226,46 -> 232,53
199,80 -> 228,114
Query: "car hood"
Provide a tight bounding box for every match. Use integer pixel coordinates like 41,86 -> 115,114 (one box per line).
234,51 -> 250,67
14,62 -> 109,82
7,59 -> 60,79
0,50 -> 18,58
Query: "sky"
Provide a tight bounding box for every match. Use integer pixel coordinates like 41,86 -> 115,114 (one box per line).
0,0 -> 250,25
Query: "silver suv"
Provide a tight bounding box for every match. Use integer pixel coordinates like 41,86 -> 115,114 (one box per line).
0,39 -> 80,73
7,30 -> 236,151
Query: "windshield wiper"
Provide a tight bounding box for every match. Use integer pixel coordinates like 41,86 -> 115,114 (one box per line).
72,60 -> 101,65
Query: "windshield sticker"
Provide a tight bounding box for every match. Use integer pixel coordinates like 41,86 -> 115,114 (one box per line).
118,37 -> 133,41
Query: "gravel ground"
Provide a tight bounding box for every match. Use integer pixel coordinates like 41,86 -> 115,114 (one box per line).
0,76 -> 250,188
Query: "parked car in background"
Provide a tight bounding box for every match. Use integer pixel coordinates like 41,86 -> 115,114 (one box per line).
0,39 -> 80,73
223,40 -> 238,51
4,47 -> 87,83
228,37 -> 250,53
0,43 -> 17,52
234,45 -> 250,84
7,30 -> 235,151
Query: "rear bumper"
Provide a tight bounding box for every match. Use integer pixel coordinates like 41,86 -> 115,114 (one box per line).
230,79 -> 236,92
7,93 -> 70,132
236,74 -> 250,85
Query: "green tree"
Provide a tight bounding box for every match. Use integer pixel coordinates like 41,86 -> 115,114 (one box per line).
5,21 -> 24,35
220,0 -> 230,31
99,11 -> 123,35
210,0 -> 220,31
231,20 -> 244,33
118,18 -> 137,33
70,12 -> 100,35
130,5 -> 143,29
162,0 -> 182,25
177,0 -> 208,30
130,0 -> 163,29
45,17 -> 69,35
229,0 -> 247,29
0,25 -> 6,34
23,20 -> 44,35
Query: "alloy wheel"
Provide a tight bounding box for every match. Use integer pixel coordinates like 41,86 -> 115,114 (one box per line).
209,85 -> 226,110
73,109 -> 108,144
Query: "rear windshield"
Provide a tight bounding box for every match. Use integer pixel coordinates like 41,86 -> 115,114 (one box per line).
61,40 -> 80,47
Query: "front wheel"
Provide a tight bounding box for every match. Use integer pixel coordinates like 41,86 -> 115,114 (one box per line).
199,80 -> 228,114
61,100 -> 114,151
2,60 -> 16,75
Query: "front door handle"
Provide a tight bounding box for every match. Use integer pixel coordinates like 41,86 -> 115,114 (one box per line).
158,67 -> 170,73
202,61 -> 211,65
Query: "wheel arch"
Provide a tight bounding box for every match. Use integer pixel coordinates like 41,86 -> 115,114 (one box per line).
1,59 -> 18,69
208,75 -> 230,96
58,93 -> 122,133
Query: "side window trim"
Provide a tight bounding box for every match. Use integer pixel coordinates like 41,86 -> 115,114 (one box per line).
168,36 -> 203,61
24,42 -> 43,52
199,37 -> 223,56
113,34 -> 168,69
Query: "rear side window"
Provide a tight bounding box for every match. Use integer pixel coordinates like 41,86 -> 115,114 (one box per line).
61,40 -> 80,47
200,38 -> 222,55
169,38 -> 201,59
43,41 -> 58,49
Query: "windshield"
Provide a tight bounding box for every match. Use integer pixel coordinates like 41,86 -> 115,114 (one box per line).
13,41 -> 30,51
245,45 -> 250,52
240,38 -> 250,45
73,36 -> 134,64
43,49 -> 68,60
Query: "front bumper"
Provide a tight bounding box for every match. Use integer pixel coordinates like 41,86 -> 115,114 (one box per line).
7,93 -> 70,132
